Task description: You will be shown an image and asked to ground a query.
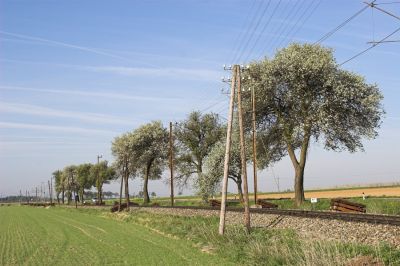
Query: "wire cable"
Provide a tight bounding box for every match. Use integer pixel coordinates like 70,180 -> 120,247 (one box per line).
340,26 -> 400,66
274,0 -> 321,52
226,0 -> 258,64
230,0 -> 268,64
259,0 -> 305,58
314,5 -> 369,44
241,0 -> 283,63
234,0 -> 272,63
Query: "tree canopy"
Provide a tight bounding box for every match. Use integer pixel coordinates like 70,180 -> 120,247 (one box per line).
175,111 -> 225,192
244,43 -> 384,205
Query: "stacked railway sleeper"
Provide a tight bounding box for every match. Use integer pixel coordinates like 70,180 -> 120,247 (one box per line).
330,198 -> 366,213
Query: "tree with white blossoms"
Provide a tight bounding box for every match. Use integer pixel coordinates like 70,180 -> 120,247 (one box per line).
244,43 -> 384,206
201,130 -> 243,202
131,121 -> 169,204
174,111 -> 225,197
112,133 -> 137,210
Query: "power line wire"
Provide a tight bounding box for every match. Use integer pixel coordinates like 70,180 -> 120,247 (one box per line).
259,0 -> 305,58
314,5 -> 369,44
274,0 -> 321,51
226,0 -> 258,63
241,0 -> 283,62
340,26 -> 400,65
234,0 -> 273,63
285,0 -> 322,45
231,0 -> 268,64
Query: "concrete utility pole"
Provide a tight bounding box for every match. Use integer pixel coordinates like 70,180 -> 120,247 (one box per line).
237,66 -> 251,232
169,122 -> 175,206
219,65 -> 237,235
251,87 -> 258,204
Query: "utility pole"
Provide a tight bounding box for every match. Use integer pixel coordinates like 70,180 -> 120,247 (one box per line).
97,154 -> 102,205
251,87 -> 258,204
35,187 -> 38,203
48,180 -> 52,204
219,65 -> 237,235
50,178 -> 53,204
169,122 -> 175,206
237,65 -> 251,232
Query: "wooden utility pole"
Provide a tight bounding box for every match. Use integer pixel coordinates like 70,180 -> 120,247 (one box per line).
97,154 -> 102,205
251,87 -> 258,204
50,178 -> 53,204
169,122 -> 175,206
237,66 -> 251,232
48,180 -> 52,204
219,65 -> 237,235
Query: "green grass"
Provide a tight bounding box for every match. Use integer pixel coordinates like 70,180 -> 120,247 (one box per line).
2,205 -> 399,265
111,210 -> 400,266
0,206 -> 231,265
108,197 -> 399,215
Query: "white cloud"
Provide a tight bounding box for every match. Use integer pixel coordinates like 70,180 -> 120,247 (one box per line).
0,101 -> 135,125
0,122 -> 116,135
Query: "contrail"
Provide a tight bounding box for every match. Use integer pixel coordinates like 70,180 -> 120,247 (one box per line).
0,30 -> 159,68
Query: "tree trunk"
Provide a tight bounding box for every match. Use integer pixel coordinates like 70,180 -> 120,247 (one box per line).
124,175 -> 130,211
294,166 -> 305,206
286,129 -> 311,207
236,180 -> 244,203
143,174 -> 150,204
143,159 -> 154,204
80,189 -> 84,205
119,175 -> 123,211
99,184 -> 103,205
62,188 -> 65,204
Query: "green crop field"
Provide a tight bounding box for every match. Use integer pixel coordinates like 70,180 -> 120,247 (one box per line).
0,206 -> 230,265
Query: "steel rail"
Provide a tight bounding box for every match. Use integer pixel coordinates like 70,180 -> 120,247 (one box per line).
133,205 -> 400,226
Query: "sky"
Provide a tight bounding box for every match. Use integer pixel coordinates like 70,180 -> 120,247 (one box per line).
0,0 -> 399,197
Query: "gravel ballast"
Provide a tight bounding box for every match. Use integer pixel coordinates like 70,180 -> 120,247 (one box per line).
135,207 -> 400,248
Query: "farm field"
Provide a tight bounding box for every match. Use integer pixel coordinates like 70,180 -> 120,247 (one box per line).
257,186 -> 400,199
0,206 -> 230,265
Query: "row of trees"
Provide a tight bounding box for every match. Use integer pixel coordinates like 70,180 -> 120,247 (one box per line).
54,43 -> 384,208
53,162 -> 115,205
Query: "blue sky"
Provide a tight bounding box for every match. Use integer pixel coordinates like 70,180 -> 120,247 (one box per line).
1,0 -> 399,197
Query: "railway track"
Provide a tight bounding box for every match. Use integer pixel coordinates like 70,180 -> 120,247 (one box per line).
135,205 -> 400,226
27,202 -> 400,226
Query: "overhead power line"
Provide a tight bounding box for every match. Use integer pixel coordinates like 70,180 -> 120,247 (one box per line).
365,1 -> 400,20
241,0 -> 283,62
226,0 -> 258,63
340,26 -> 400,66
230,0 -> 267,64
260,0 -> 305,57
234,0 -> 272,63
314,5 -> 370,44
274,0 -> 322,53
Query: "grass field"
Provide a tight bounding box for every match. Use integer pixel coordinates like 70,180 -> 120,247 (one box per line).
0,206 -> 230,265
1,205 -> 399,265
